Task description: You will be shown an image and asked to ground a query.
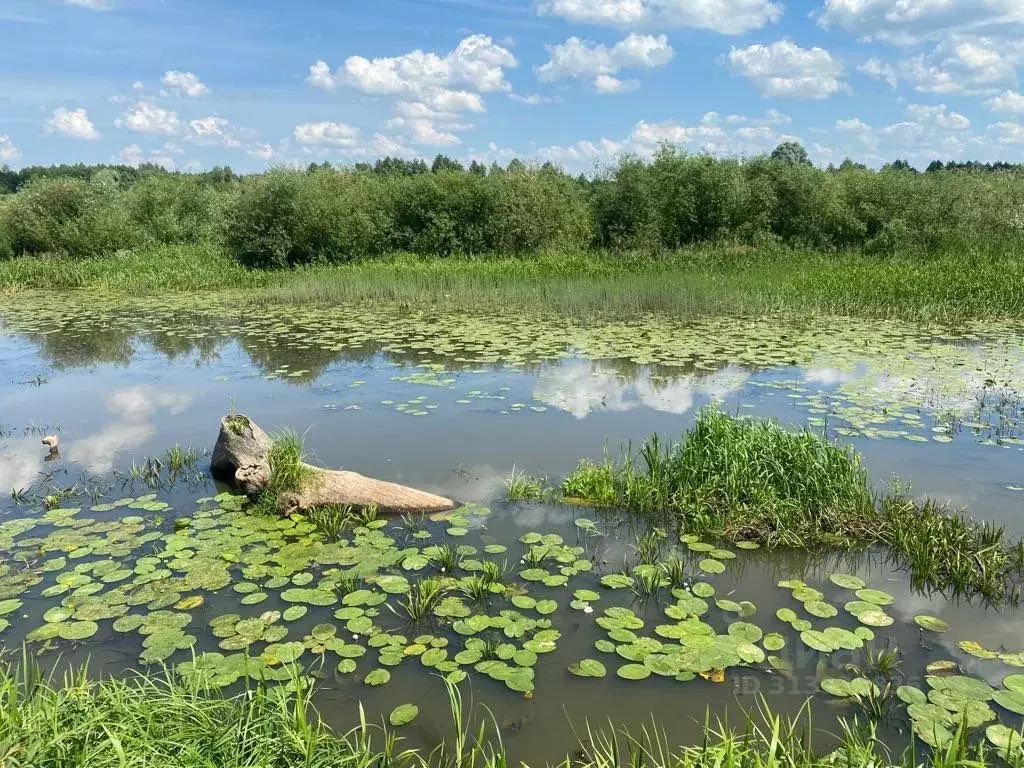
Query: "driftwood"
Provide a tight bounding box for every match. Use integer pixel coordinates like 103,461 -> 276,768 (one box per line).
210,414 -> 456,516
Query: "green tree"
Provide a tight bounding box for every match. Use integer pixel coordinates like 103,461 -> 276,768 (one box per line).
770,141 -> 812,166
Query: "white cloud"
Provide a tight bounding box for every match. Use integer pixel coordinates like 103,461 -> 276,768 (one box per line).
728,40 -> 846,99
386,117 -> 461,146
308,34 -> 517,97
536,33 -> 674,92
116,143 -> 181,169
0,135 -> 20,162
294,121 -> 361,147
989,122 -> 1024,144
986,90 -> 1024,114
44,107 -> 101,140
248,143 -> 276,161
186,116 -> 241,146
859,57 -> 898,88
161,70 -> 210,97
535,110 -> 784,167
904,103 -> 970,130
509,93 -> 554,105
65,0 -> 112,8
899,36 -> 1021,94
817,0 -> 1024,45
836,117 -> 872,133
116,102 -> 181,135
536,0 -> 783,35
594,74 -> 639,93
0,438 -> 43,492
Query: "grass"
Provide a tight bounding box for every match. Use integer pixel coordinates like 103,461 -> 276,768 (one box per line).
255,429 -> 317,515
554,409 -> 1024,602
3,657 -> 1023,768
4,246 -> 1024,323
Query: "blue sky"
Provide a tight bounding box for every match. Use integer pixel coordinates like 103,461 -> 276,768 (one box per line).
2,0 -> 1023,172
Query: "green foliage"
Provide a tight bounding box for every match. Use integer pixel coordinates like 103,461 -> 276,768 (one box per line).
255,429 -> 316,514
563,409 -> 876,546
5,151 -> 1021,265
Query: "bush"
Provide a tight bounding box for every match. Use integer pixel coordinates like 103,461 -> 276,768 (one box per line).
0,177 -> 137,258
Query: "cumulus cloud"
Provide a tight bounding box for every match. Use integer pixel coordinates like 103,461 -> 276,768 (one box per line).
186,116 -> 241,146
988,122 -> 1024,145
116,143 -> 182,169
161,70 -> 210,97
536,33 -> 674,92
534,110 -> 789,167
508,92 -> 554,105
45,107 -> 101,140
859,57 -> 898,88
293,121 -> 361,147
308,34 -> 516,97
536,0 -> 783,36
986,90 -> 1024,114
116,101 -> 181,134
0,438 -> 43,492
65,0 -> 113,8
0,135 -> 20,161
248,143 -> 276,160
898,36 -> 1021,94
728,40 -> 846,99
904,103 -> 970,130
817,0 -> 1024,45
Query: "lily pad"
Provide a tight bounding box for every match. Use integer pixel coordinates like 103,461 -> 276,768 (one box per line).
829,574 -> 866,590
569,659 -> 607,678
389,704 -> 419,727
914,615 -> 950,633
616,664 -> 651,680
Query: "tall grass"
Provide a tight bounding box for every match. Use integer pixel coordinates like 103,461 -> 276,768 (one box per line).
4,247 -> 1024,322
558,410 -> 1024,601
2,657 -> 1022,768
254,429 -> 317,514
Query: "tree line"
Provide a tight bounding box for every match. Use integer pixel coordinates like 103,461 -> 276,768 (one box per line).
2,142 -> 1023,265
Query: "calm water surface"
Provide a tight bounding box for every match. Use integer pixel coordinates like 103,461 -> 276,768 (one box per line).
1,296 -> 1023,762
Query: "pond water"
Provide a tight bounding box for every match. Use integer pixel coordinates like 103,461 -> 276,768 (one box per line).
1,293 -> 1024,762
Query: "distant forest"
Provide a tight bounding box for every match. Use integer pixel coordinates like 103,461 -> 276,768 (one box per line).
2,142 -> 1023,265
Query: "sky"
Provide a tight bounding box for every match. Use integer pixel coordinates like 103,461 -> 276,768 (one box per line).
1,0 -> 1024,173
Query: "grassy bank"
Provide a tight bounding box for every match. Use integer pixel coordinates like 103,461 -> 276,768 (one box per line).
3,245 -> 1024,322
3,659 -> 1021,768
525,410 -> 1024,602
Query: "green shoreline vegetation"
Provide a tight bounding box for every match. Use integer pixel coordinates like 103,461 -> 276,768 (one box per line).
4,660 -> 1023,768
1,149 -> 1024,320
513,410 -> 1024,604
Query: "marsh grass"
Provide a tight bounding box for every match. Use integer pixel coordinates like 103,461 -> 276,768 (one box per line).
393,577 -> 448,623
256,428 -> 317,515
559,410 -> 1024,601
504,467 -> 549,502
2,657 -> 1023,768
4,247 -> 1024,323
562,410 -> 877,547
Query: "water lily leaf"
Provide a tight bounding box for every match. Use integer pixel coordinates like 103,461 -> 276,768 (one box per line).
569,659 -> 606,678
595,639 -> 615,654
898,685 -> 928,706
857,610 -> 893,627
820,678 -> 852,697
692,582 -> 716,598
58,621 -> 99,640
854,588 -> 894,606
804,601 -> 838,618
536,599 -> 558,615
1003,675 -> 1024,694
829,574 -> 866,590
800,631 -> 834,653
930,675 -> 994,702
727,622 -> 762,643
389,704 -> 419,726
986,724 -> 1024,754
364,669 -> 391,686
926,660 -> 959,677
44,606 -> 74,623
775,608 -> 797,623
616,664 -> 651,680
958,640 -> 999,660
283,606 -> 307,621
375,575 -> 409,594
574,589 -> 600,602
914,615 -> 950,633
337,659 -> 357,674
600,574 -> 633,589
0,599 -> 22,617
698,559 -> 725,574
763,633 -> 785,651
994,690 -> 1024,715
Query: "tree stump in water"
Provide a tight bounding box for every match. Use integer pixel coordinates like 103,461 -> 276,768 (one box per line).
210,414 -> 456,516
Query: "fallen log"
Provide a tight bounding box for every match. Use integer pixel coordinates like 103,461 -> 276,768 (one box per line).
210,413 -> 456,516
